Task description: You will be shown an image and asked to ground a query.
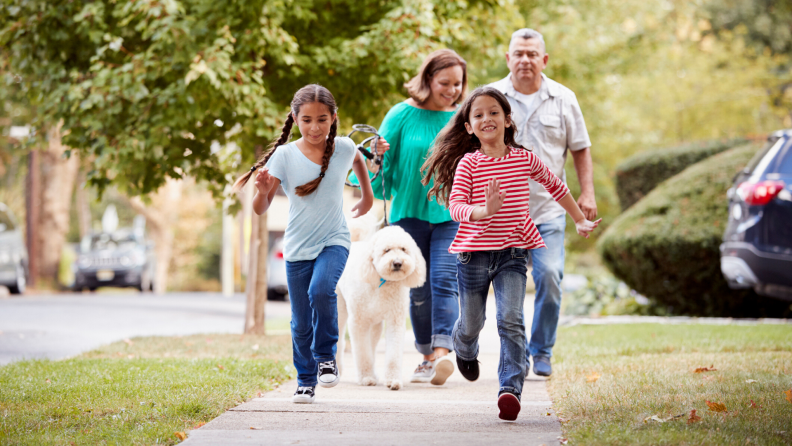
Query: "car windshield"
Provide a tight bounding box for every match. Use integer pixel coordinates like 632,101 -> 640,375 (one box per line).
82,233 -> 138,252
0,211 -> 15,232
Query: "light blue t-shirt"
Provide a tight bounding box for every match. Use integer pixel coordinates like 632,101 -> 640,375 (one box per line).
266,136 -> 357,261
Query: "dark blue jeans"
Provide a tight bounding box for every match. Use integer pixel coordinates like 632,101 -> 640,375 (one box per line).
392,218 -> 459,355
285,245 -> 349,386
453,248 -> 529,399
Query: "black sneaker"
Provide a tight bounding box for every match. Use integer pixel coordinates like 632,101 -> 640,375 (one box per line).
455,355 -> 480,382
292,386 -> 315,404
497,391 -> 521,421
317,359 -> 340,388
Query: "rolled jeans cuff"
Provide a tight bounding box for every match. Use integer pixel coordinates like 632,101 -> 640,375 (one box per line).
414,341 -> 434,356
499,386 -> 521,401
431,334 -> 454,353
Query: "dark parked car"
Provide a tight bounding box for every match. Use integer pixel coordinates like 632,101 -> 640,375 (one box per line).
0,203 -> 28,294
73,229 -> 156,292
721,130 -> 792,300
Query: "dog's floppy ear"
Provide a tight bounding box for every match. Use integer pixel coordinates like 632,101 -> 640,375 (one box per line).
359,231 -> 382,285
403,236 -> 427,289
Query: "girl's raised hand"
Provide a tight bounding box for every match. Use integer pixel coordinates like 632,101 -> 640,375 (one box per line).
253,167 -> 277,194
574,218 -> 602,239
484,178 -> 506,218
350,193 -> 373,219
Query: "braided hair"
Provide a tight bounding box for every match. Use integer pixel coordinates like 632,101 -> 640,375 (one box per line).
233,84 -> 338,196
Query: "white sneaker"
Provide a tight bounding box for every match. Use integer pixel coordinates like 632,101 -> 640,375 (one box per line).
317,359 -> 340,388
431,356 -> 454,386
410,360 -> 434,383
292,386 -> 315,404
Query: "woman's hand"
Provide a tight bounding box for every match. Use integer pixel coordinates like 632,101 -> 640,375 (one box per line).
370,137 -> 390,155
253,167 -> 277,194
574,217 -> 602,239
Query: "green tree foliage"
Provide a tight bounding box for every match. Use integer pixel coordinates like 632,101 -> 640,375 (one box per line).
0,0 -> 509,199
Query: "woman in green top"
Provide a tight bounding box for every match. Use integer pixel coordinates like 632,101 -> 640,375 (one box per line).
363,49 -> 468,386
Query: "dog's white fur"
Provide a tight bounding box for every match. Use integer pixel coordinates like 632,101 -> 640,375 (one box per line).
336,222 -> 426,391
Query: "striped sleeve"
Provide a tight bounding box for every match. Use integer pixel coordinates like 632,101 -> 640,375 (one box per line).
448,155 -> 477,222
527,152 -> 570,201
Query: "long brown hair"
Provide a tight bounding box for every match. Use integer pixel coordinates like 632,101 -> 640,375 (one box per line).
232,84 -> 338,196
421,87 -> 525,206
404,49 -> 468,106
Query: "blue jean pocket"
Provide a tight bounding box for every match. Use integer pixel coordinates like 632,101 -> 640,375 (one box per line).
457,252 -> 472,265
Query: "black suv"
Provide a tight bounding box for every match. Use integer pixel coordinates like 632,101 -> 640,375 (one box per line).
73,229 -> 156,292
720,130 -> 792,301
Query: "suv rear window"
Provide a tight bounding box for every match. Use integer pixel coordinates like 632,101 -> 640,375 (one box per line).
770,142 -> 792,174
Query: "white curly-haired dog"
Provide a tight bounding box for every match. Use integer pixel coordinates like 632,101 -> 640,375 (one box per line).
336,222 -> 426,391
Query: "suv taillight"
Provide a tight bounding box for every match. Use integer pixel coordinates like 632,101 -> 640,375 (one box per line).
737,180 -> 786,206
275,251 -> 284,259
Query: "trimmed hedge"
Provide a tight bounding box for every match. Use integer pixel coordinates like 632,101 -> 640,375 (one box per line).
598,141 -> 792,317
615,138 -> 747,210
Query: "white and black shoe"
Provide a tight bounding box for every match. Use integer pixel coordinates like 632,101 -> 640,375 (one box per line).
317,359 -> 340,388
292,386 -> 315,404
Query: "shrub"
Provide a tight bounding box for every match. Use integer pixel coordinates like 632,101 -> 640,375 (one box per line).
615,138 -> 747,210
598,141 -> 792,317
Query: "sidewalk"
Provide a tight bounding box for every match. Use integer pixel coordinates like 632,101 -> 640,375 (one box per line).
183,295 -> 562,446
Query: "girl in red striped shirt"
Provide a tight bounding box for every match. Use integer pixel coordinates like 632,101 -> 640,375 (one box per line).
422,87 -> 600,421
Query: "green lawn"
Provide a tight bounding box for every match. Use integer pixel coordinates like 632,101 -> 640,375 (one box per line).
0,334 -> 294,445
549,324 -> 792,445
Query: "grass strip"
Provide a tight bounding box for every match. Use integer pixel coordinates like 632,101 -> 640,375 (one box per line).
549,324 -> 792,445
0,334 -> 294,445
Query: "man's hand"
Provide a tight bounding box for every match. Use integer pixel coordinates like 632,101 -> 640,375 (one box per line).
577,192 -> 597,221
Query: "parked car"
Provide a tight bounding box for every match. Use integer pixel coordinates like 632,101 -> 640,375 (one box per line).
721,130 -> 792,301
0,203 -> 28,294
267,237 -> 288,300
73,229 -> 156,292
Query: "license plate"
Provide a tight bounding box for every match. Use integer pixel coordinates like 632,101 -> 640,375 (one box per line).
96,270 -> 115,281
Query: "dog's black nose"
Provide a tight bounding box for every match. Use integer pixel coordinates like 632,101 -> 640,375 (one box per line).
392,259 -> 403,270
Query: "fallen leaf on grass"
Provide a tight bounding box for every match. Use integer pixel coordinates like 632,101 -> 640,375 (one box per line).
217,364 -> 225,370
785,389 -> 792,403
749,400 -> 761,409
745,379 -> 758,384
687,409 -> 702,424
558,437 -> 568,445
191,422 -> 206,429
174,432 -> 186,441
694,365 -> 717,373
644,413 -> 685,423
586,373 -> 600,383
257,392 -> 263,398
702,375 -> 714,381
45,379 -> 50,383
706,401 -> 728,412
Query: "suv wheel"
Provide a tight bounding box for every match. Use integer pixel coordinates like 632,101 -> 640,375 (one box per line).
8,264 -> 26,295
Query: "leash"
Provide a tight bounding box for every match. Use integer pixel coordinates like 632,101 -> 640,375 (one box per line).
345,124 -> 388,226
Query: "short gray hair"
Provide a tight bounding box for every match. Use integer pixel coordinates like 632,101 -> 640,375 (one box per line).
509,28 -> 546,53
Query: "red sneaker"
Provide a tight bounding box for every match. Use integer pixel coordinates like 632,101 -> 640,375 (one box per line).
498,392 -> 521,421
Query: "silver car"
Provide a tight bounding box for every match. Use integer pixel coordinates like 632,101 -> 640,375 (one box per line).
0,203 -> 28,294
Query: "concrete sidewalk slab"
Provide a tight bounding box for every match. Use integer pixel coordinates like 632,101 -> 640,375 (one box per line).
183,295 -> 563,446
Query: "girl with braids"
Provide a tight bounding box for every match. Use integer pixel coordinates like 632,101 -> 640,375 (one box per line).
233,84 -> 387,404
421,87 -> 600,420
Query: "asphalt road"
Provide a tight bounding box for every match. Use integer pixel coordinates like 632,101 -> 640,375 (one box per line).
0,292 -> 291,365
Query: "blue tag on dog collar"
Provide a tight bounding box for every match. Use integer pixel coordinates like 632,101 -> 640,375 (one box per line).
379,278 -> 387,288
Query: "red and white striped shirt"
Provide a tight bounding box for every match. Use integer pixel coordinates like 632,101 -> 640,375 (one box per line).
448,147 -> 570,253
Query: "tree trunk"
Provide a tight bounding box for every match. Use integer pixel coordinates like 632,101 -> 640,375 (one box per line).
75,169 -> 92,240
25,151 -> 40,288
128,179 -> 182,294
244,209 -> 267,334
37,123 -> 80,283
250,211 -> 268,334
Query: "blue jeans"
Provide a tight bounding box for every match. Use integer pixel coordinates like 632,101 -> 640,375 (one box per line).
526,214 -> 566,359
392,218 -> 459,355
286,245 -> 349,386
452,248 -> 529,399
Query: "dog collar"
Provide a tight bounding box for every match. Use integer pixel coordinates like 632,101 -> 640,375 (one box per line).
379,278 -> 387,288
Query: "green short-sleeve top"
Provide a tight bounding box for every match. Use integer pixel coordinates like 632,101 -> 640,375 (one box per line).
350,101 -> 456,224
